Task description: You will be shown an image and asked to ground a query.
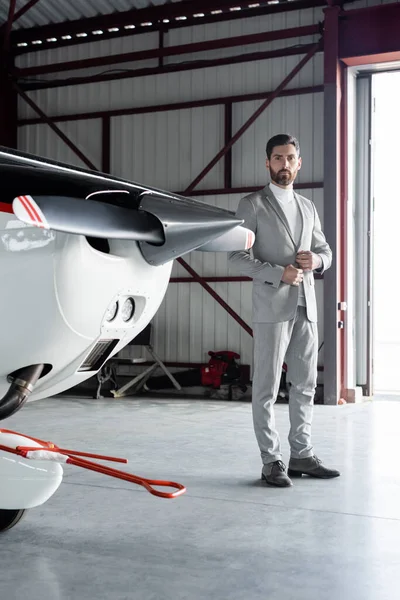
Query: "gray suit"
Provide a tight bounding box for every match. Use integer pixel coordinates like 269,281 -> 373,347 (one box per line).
229,185 -> 332,464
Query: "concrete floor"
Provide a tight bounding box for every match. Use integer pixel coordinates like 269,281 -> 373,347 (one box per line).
1,395 -> 400,600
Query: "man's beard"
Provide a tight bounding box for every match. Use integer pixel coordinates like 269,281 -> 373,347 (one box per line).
270,167 -> 296,186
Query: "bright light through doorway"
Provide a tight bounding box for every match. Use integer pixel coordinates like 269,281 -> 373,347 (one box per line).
373,71 -> 400,393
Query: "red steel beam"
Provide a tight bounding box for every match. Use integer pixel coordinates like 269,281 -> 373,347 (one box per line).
224,103 -> 233,190
184,41 -> 321,194
138,361 -> 252,376
18,85 -> 323,126
102,116 -> 111,173
0,68 -> 17,147
339,64 -> 348,401
322,5 -> 342,405
344,51 -> 400,68
0,0 -> 18,147
15,24 -> 320,78
2,0 -> 17,53
133,360 -> 322,374
339,2 -> 400,63
10,0 -> 328,53
133,360 -> 322,377
158,29 -> 164,69
14,83 -> 98,171
19,44 -> 320,91
171,277 -> 252,283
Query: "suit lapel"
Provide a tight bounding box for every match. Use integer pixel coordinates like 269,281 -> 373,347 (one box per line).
263,185 -> 296,248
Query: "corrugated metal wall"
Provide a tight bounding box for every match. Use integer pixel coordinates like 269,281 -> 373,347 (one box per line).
111,107 -> 224,191
18,120 -> 102,169
17,6 -> 326,371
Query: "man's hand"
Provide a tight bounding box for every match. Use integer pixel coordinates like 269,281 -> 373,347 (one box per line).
281,264 -> 304,286
296,251 -> 322,272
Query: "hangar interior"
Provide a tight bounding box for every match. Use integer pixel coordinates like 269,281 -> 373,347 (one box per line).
1,1 -> 400,599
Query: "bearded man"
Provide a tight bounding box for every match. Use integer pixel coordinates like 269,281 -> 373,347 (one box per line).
229,134 -> 340,487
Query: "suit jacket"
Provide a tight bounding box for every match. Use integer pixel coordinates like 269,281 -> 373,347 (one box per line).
228,185 -> 332,323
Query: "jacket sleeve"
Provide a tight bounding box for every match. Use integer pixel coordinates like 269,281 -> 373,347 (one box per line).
228,196 -> 285,289
311,202 -> 332,273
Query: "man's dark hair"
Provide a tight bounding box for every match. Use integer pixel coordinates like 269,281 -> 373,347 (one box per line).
266,134 -> 300,160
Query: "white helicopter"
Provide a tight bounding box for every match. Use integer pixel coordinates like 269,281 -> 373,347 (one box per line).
0,146 -> 254,532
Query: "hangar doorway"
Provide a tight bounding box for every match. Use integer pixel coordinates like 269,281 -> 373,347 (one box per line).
351,69 -> 400,396
371,71 -> 400,393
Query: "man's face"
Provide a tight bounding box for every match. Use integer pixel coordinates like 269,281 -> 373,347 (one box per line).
266,144 -> 302,187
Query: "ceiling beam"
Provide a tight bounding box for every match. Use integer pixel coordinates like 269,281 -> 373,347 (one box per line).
19,44 -> 320,91
18,85 -> 323,125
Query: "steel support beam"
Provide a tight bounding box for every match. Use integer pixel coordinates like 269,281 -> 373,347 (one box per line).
0,1 -> 17,146
0,67 -> 17,147
2,0 -> 17,54
340,65 -> 348,401
0,0 -> 42,150
323,5 -> 344,405
158,29 -> 164,69
224,103 -> 233,190
10,0 -> 329,54
170,274 -> 323,283
18,85 -> 323,126
20,44 -> 320,91
339,2 -> 400,65
14,83 -> 98,170
171,277 -> 252,283
136,360 -> 321,377
15,25 -> 320,78
102,117 -> 111,173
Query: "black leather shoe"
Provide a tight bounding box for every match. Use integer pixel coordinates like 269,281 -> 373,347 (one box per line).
288,455 -> 340,479
261,460 -> 293,487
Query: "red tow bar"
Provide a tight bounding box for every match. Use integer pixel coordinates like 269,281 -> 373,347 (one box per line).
0,429 -> 186,499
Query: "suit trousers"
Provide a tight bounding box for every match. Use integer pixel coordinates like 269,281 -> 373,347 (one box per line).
252,306 -> 318,465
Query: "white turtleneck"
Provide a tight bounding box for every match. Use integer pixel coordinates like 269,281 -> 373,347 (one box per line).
269,182 -> 305,307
